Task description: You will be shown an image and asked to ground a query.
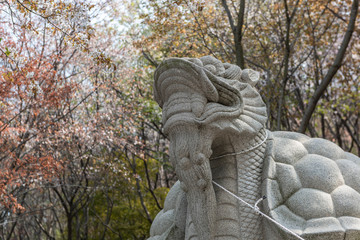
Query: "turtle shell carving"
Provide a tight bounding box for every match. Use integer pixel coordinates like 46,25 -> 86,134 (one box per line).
262,131 -> 360,240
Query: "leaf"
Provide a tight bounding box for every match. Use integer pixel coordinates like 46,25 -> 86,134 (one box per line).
5,47 -> 11,56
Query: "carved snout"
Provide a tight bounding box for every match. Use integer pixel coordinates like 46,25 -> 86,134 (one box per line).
178,154 -> 210,192
168,125 -> 216,240
161,91 -> 207,134
168,125 -> 213,189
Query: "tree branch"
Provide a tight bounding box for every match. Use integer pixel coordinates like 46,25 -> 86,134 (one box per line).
142,50 -> 158,68
235,0 -> 246,68
299,0 -> 359,133
276,0 -> 301,130
221,0 -> 235,34
325,5 -> 346,23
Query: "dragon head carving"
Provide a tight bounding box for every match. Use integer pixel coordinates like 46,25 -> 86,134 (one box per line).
153,56 -> 267,239
154,56 -> 267,137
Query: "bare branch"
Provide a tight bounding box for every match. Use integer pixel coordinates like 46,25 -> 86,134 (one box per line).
221,0 -> 235,34
299,0 -> 359,133
325,5 -> 347,22
235,0 -> 246,68
142,50 -> 158,68
276,0 -> 296,130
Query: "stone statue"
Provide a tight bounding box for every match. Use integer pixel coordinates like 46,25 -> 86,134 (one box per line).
148,56 -> 360,240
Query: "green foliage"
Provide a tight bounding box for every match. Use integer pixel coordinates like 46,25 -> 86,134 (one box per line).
79,153 -> 169,240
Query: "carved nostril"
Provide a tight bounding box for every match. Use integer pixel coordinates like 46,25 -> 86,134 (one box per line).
204,65 -> 217,74
223,63 -> 242,80
241,69 -> 260,86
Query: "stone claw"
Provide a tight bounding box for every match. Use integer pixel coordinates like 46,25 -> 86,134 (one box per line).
180,157 -> 191,170
195,153 -> 207,165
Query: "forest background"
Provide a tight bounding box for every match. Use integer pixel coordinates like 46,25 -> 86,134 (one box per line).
0,0 -> 359,239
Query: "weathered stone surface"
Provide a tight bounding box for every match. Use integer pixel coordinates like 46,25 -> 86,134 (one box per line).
262,134 -> 276,181
276,163 -> 302,200
331,185 -> 360,217
345,152 -> 360,164
339,217 -> 360,240
262,179 -> 283,212
262,155 -> 276,180
271,205 -> 305,234
295,154 -> 344,193
149,56 -> 360,240
273,137 -> 308,165
163,181 -> 181,212
336,159 -> 360,192
303,138 -> 345,160
272,131 -> 310,144
150,209 -> 174,236
302,217 -> 344,239
286,188 -> 334,220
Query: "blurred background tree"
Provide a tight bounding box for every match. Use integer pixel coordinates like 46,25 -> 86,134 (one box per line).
0,0 -> 358,239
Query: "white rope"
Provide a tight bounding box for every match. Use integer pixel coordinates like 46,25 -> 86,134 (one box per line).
210,130 -> 268,160
212,181 -> 306,240
254,195 -> 266,212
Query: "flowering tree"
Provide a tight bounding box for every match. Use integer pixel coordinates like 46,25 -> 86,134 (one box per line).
1,1 -> 171,239
1,0 -> 357,239
0,0 -> 110,238
135,0 -> 360,154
